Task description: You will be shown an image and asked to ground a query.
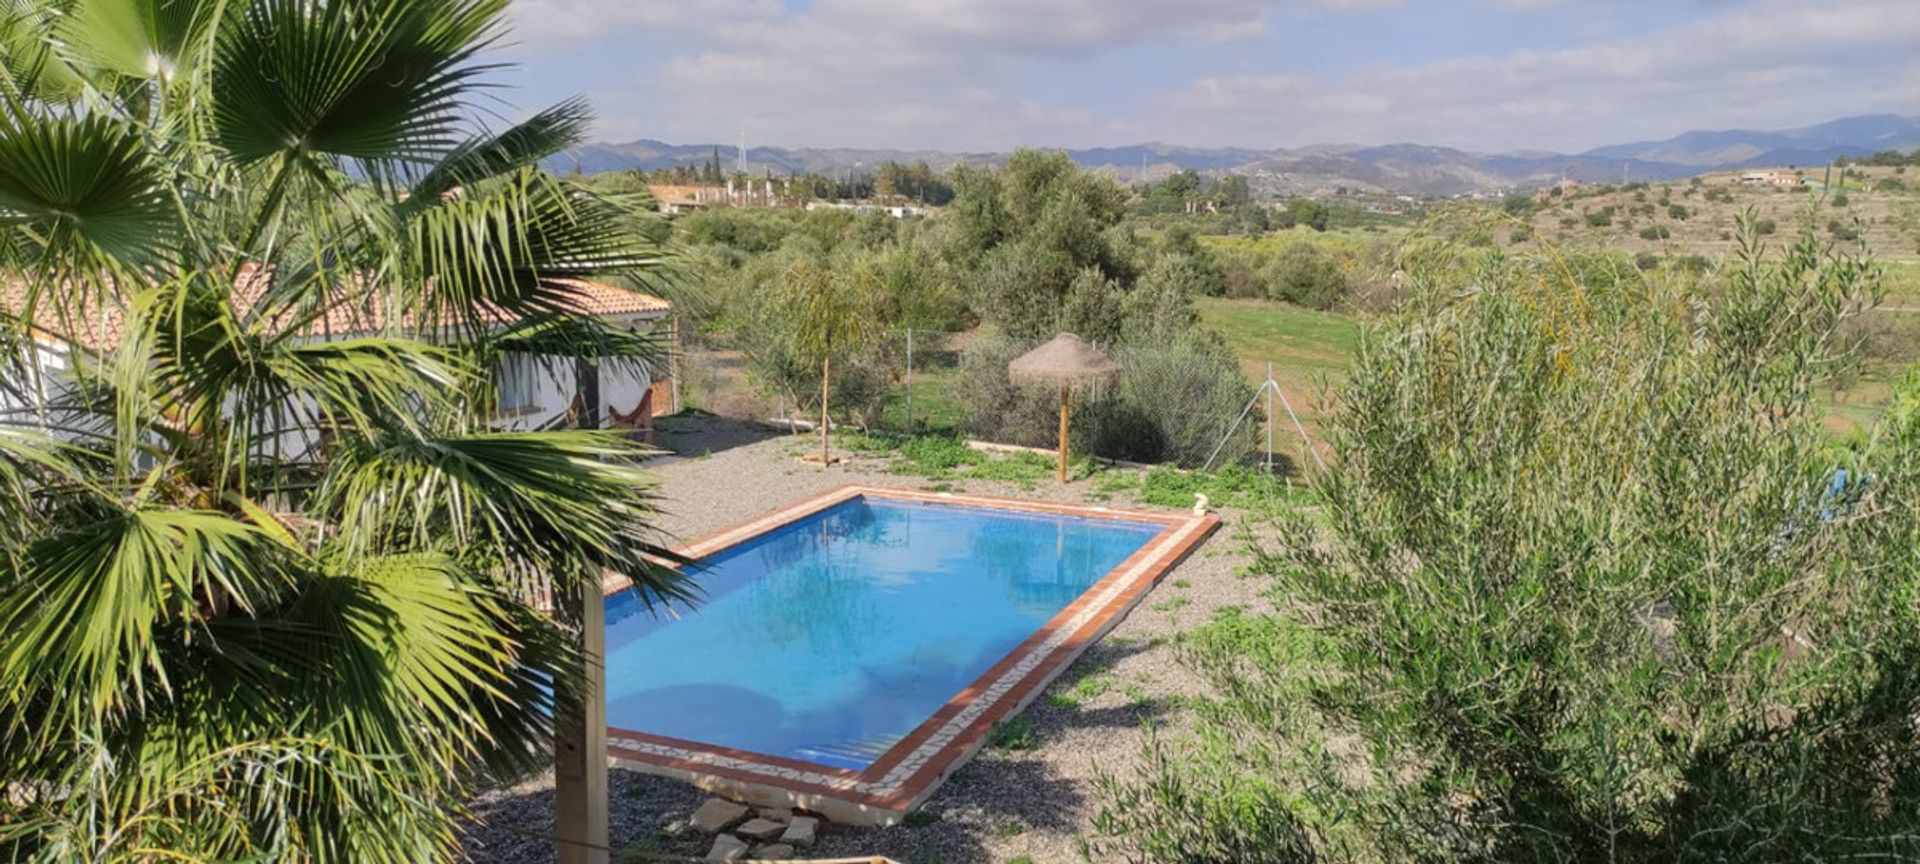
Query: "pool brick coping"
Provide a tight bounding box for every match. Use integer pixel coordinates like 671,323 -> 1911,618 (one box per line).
598,484 -> 1221,825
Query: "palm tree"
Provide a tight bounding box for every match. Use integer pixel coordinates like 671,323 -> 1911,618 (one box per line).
0,1 -> 687,860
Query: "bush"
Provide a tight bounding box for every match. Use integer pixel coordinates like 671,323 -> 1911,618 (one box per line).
1094,223 -> 1920,861
1754,218 -> 1778,235
1833,192 -> 1851,207
1084,336 -> 1257,467
1830,219 -> 1861,241
1583,208 -> 1613,228
1877,178 -> 1908,192
1638,225 -> 1671,241
1667,203 -> 1689,220
1633,251 -> 1660,270
1265,240 -> 1349,310
955,333 -> 1064,450
957,331 -> 1256,468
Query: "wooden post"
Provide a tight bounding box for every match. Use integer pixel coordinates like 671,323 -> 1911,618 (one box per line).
553,584 -> 607,864
819,353 -> 832,464
1057,384 -> 1070,483
556,358 -> 608,864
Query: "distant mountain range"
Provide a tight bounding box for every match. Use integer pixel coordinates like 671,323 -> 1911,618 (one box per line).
550,114 -> 1920,197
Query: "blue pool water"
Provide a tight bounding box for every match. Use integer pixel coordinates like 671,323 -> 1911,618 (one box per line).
604,496 -> 1163,770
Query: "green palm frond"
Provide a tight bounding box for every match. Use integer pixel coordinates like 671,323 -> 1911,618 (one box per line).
484,309 -> 669,380
319,429 -> 692,604
409,96 -> 594,204
5,736 -> 453,864
211,0 -> 506,167
0,0 -> 85,104
0,109 -> 174,274
410,170 -> 667,333
55,0 -> 223,85
0,504 -> 294,742
139,275 -> 463,471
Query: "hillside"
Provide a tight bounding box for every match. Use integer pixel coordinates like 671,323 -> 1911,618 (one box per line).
1507,165 -> 1920,264
554,113 -> 1920,197
1584,114 -> 1920,168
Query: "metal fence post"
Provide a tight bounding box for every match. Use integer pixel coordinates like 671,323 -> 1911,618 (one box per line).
1265,362 -> 1275,474
904,327 -> 914,433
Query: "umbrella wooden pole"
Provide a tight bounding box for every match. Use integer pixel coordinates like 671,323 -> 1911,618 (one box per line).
1057,384 -> 1070,483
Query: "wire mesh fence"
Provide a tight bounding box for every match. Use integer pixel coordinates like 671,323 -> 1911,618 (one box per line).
674,326 -> 1328,474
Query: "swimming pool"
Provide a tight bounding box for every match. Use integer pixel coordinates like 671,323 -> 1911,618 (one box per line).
602,486 -> 1217,822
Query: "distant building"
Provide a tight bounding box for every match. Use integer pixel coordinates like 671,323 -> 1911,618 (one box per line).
803,201 -> 929,219
647,180 -> 789,214
1738,170 -> 1807,187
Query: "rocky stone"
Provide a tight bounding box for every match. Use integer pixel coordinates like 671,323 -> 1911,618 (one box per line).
734,817 -> 786,841
689,798 -> 750,835
705,833 -> 749,862
755,806 -> 794,823
779,815 -> 819,848
753,843 -> 796,859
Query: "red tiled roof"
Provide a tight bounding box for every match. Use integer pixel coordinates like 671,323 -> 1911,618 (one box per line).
0,269 -> 670,353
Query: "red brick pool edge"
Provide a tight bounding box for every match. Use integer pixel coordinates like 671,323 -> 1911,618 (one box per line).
598,485 -> 1222,826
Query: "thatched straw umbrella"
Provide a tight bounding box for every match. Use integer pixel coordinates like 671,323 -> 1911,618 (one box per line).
1009,333 -> 1121,482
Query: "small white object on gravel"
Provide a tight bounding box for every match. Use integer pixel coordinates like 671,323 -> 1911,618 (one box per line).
689,798 -> 750,834
753,843 -> 795,859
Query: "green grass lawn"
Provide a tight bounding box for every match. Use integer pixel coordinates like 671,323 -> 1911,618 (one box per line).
1884,260 -> 1920,305
1195,296 -> 1363,462
1195,296 -> 1361,380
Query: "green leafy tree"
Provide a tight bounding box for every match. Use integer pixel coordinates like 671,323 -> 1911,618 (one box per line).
775,258 -> 882,464
1265,240 -> 1349,309
947,150 -> 1130,339
1093,220 -> 1920,862
1286,198 -> 1331,231
0,1 -> 688,860
1214,174 -> 1253,208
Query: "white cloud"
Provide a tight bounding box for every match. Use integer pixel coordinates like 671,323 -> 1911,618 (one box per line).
1141,0 -> 1920,151
506,0 -> 782,43
612,0 -> 1313,146
544,0 -> 1920,152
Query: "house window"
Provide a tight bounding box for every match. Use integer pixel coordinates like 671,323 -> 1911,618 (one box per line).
498,356 -> 538,412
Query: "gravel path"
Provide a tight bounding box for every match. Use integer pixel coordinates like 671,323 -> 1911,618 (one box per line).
460,416 -> 1277,864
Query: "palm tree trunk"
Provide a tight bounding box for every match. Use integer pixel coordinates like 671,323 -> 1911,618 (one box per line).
819,353 -> 832,464
555,358 -> 608,864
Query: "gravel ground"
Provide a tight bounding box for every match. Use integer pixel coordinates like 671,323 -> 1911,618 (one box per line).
460,415 -> 1278,864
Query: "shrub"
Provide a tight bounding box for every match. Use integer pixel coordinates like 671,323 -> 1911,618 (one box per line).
1583,208 -> 1613,228
955,333 -> 1064,450
1638,225 -> 1671,241
1754,218 -> 1778,235
1830,219 -> 1861,241
1084,336 -> 1257,467
1877,178 -> 1908,192
1633,251 -> 1660,270
1094,221 -> 1920,861
1264,240 -> 1349,309
1667,203 -> 1689,220
1833,192 -> 1851,207
1122,257 -> 1204,344
1508,225 -> 1533,243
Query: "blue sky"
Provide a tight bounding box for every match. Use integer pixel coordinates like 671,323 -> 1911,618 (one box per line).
498,0 -> 1920,154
